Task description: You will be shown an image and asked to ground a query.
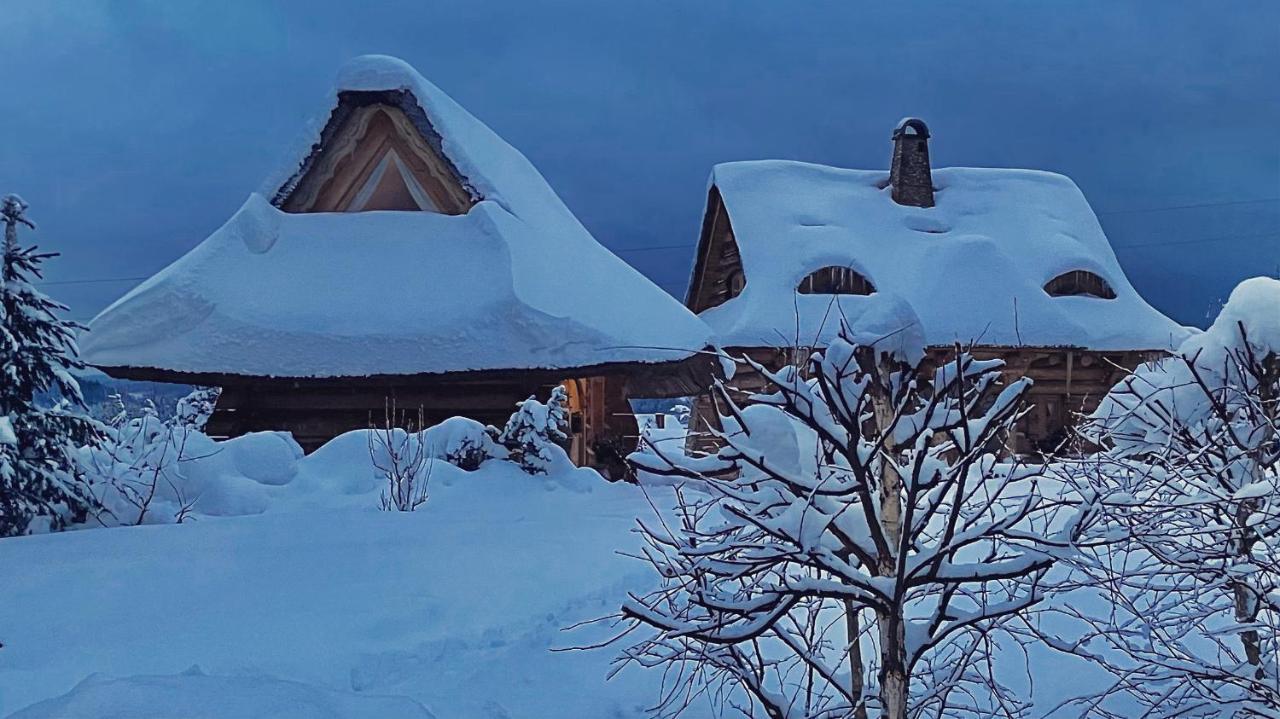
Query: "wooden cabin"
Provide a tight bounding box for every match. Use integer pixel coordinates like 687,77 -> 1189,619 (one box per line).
81,55 -> 715,471
684,119 -> 1190,454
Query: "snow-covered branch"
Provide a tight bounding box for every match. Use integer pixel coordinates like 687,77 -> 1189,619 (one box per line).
616,316 -> 1094,718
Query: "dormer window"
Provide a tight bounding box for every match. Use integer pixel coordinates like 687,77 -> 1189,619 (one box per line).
1044,270 -> 1116,299
797,266 -> 875,295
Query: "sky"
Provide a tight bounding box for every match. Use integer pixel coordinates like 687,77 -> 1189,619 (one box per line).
1,0 -> 1277,328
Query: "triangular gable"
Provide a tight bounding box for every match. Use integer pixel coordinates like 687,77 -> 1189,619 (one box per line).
348,149 -> 438,211
275,90 -> 477,214
685,186 -> 745,313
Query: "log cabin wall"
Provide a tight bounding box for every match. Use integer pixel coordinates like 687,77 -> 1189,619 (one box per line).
105,353 -> 713,471
686,188 -> 746,313
687,346 -> 1161,456
205,374 -> 638,462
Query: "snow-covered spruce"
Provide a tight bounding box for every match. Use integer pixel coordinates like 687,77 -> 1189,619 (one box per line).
0,195 -> 99,536
1050,276 -> 1280,719
619,314 -> 1096,719
496,386 -> 572,475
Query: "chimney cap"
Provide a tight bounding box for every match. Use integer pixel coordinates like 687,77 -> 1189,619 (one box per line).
892,117 -> 930,140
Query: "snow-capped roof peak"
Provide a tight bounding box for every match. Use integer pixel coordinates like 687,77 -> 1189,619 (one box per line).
333,54 -> 424,92
82,57 -> 712,379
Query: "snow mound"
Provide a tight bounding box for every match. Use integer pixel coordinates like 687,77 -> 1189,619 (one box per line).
700,160 -> 1192,351
1091,276 -> 1280,449
82,55 -> 711,379
1180,276 -> 1280,363
8,670 -> 435,719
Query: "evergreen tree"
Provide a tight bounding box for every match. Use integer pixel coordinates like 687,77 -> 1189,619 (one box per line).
496,386 -> 570,474
174,386 -> 221,431
0,194 -> 99,536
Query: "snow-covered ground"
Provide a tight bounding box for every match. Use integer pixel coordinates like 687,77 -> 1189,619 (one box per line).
0,432 -> 706,718
0,429 -> 1123,718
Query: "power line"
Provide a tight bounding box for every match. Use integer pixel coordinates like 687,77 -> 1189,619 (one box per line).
1097,197 -> 1280,216
1112,229 -> 1280,250
610,243 -> 695,254
38,275 -> 150,287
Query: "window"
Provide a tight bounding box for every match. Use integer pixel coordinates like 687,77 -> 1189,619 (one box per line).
347,149 -> 440,212
1043,270 -> 1116,299
797,266 -> 876,295
727,269 -> 746,299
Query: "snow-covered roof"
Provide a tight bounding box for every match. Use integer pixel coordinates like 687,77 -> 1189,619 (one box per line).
82,56 -> 711,379
697,160 -> 1192,352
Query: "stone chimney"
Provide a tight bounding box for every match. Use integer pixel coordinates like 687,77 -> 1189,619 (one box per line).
889,118 -> 934,208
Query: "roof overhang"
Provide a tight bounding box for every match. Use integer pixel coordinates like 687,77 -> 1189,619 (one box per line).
91,350 -> 721,399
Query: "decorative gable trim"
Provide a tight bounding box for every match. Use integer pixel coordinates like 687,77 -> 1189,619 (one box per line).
273,89 -> 480,214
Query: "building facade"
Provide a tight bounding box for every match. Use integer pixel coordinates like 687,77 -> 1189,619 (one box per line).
684,119 -> 1190,453
81,56 -> 716,470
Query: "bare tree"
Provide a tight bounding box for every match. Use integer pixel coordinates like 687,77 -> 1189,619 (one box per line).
616,323 -> 1095,719
1047,309 -> 1280,718
369,400 -> 432,512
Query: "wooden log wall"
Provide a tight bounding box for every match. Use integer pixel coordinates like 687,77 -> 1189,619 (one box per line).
207,374 -> 639,460
687,346 -> 1160,456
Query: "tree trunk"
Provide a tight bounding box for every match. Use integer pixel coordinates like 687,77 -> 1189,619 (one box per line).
877,609 -> 909,719
1236,354 -> 1278,679
844,602 -> 868,719
872,375 -> 908,719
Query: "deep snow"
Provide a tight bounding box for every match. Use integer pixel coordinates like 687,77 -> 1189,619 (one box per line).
1,422 -> 1119,718
0,443 -> 687,718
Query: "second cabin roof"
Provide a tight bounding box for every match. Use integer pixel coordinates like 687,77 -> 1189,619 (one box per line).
692,159 -> 1193,352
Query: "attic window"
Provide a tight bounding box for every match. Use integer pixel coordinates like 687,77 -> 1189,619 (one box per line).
1044,270 -> 1117,299
278,103 -> 474,215
797,266 -> 875,295
347,149 -> 440,212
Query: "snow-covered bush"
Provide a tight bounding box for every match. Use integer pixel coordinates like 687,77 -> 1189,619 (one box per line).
81,391 -> 216,526
422,416 -> 505,471
670,403 -> 691,426
0,195 -> 100,536
619,306 -> 1095,719
496,386 -> 571,475
174,386 -> 221,431
1054,276 -> 1280,718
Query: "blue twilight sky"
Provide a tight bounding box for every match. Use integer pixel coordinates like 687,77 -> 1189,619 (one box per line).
1,1 -> 1277,328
